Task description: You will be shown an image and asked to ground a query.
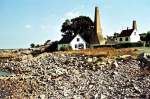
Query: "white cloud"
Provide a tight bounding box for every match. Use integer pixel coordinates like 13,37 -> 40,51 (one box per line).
64,11 -> 80,19
25,24 -> 32,29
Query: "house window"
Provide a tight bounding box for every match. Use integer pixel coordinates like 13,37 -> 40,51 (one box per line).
78,43 -> 84,49
75,44 -> 77,48
125,37 -> 128,41
77,38 -> 80,42
120,38 -> 122,41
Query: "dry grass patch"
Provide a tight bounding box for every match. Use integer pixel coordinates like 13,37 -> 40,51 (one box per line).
57,47 -> 139,58
0,51 -> 23,61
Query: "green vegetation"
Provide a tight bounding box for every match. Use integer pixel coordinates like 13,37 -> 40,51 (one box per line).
61,16 -> 94,42
136,47 -> 150,53
140,31 -> 150,46
30,43 -> 35,48
60,46 -> 72,51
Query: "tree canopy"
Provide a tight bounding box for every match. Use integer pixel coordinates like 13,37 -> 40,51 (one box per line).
140,31 -> 150,42
140,31 -> 150,46
30,43 -> 35,48
146,31 -> 150,42
61,16 -> 95,42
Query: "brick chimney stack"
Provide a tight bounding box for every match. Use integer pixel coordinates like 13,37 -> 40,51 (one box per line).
133,20 -> 137,30
94,6 -> 105,45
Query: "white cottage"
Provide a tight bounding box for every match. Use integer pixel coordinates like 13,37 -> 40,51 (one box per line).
58,34 -> 87,50
116,20 -> 140,43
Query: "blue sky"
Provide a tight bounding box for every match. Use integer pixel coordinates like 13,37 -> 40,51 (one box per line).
0,0 -> 150,49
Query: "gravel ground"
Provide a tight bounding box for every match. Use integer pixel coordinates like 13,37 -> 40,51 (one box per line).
0,52 -> 150,99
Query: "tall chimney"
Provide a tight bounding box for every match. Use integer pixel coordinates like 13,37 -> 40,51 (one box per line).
94,6 -> 105,45
133,20 -> 137,30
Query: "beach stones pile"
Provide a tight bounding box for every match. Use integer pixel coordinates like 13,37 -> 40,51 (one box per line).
0,53 -> 150,98
138,53 -> 150,68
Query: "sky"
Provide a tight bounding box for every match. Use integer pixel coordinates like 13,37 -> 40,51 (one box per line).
0,0 -> 150,49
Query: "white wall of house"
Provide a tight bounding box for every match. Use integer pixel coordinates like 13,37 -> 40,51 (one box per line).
117,36 -> 130,43
130,30 -> 140,42
70,34 -> 86,50
117,30 -> 140,43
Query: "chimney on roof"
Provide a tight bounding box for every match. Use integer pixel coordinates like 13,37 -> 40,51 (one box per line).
127,27 -> 129,30
133,20 -> 137,30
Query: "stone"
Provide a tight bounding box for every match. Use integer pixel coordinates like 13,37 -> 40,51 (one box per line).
120,55 -> 131,59
111,60 -> 119,68
138,52 -> 150,68
97,61 -> 106,65
94,93 -> 99,99
40,94 -> 45,99
133,84 -> 142,93
73,95 -> 83,99
1,51 -> 149,98
100,94 -> 107,99
87,58 -> 93,63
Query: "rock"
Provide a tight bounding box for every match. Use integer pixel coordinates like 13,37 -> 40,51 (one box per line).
111,60 -> 119,68
133,84 -> 142,93
121,55 -> 131,58
1,52 -> 149,98
39,94 -> 45,99
100,94 -> 107,99
97,61 -> 106,65
138,52 -> 150,68
87,58 -> 93,63
73,95 -> 83,99
94,93 -> 99,99
106,59 -> 113,65
29,95 -> 34,99
56,68 -> 66,75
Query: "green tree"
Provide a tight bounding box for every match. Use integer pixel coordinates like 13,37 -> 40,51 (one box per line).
44,40 -> 51,45
140,33 -> 147,41
30,43 -> 35,48
113,32 -> 119,38
61,16 -> 95,42
44,41 -> 58,52
35,44 -> 40,48
140,31 -> 150,46
61,19 -> 72,36
146,31 -> 150,45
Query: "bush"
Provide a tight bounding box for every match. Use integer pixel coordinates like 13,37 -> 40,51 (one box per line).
114,42 -> 143,49
44,41 -> 58,52
145,44 -> 150,47
35,44 -> 40,48
60,46 -> 72,51
94,42 -> 143,49
60,46 -> 66,51
30,43 -> 35,48
31,50 -> 42,57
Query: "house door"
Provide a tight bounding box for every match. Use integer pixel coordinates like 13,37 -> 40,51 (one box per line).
78,43 -> 84,49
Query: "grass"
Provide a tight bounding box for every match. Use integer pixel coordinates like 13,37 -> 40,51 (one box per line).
0,52 -> 22,60
58,47 -> 139,58
135,47 -> 150,53
1,47 -> 149,59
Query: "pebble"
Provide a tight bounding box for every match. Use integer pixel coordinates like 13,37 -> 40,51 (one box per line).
0,53 -> 150,98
